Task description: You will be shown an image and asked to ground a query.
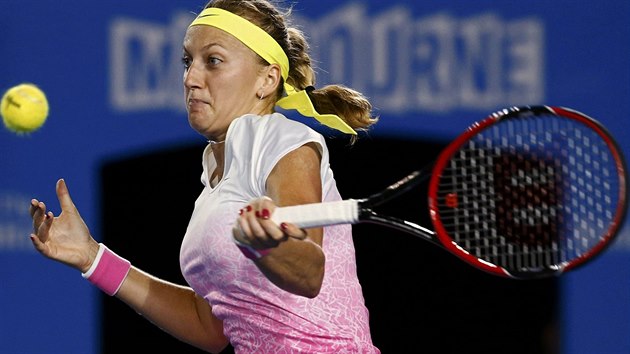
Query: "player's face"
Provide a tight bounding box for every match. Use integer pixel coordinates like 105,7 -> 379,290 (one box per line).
182,25 -> 266,140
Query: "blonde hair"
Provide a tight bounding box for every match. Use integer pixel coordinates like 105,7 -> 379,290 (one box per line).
204,0 -> 378,141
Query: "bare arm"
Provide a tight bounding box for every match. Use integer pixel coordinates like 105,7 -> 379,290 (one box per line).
115,267 -> 228,352
234,142 -> 326,298
30,179 -> 229,353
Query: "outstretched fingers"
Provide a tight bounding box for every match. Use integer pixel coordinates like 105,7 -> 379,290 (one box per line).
30,199 -> 53,242
30,230 -> 48,254
30,199 -> 46,226
56,179 -> 78,214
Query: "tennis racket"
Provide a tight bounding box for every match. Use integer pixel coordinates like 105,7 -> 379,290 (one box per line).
272,106 -> 628,279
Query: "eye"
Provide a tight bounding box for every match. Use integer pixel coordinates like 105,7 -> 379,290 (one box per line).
181,56 -> 191,69
208,56 -> 223,66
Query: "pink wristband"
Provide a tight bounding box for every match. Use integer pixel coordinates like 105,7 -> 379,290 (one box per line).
82,243 -> 131,296
233,238 -> 272,260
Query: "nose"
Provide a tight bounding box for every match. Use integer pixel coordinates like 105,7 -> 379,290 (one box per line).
183,62 -> 203,90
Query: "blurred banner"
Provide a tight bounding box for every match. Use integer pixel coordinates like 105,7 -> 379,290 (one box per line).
1,1 -> 628,353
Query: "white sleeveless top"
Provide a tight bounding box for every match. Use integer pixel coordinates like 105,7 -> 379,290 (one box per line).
179,113 -> 379,353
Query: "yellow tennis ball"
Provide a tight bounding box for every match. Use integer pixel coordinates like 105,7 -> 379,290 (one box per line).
1,83 -> 49,134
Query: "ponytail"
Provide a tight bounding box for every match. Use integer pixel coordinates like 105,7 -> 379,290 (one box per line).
285,27 -> 378,142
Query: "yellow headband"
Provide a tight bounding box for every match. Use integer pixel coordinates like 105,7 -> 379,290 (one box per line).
189,7 -> 356,135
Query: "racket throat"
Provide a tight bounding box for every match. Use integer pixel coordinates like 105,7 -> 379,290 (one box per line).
360,209 -> 436,242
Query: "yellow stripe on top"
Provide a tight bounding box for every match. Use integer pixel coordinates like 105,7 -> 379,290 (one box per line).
190,8 -> 289,82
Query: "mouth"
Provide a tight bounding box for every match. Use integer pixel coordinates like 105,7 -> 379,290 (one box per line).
187,97 -> 209,110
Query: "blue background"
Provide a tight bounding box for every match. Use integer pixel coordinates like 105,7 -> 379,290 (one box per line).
1,1 -> 628,353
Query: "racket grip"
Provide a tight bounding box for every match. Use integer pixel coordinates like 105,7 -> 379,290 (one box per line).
271,199 -> 359,229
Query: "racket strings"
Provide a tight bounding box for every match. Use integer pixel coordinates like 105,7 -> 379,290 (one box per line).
436,114 -> 622,273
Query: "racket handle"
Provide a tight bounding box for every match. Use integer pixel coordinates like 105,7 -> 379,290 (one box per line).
271,199 -> 359,229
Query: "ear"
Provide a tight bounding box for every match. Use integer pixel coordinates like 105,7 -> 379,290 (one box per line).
258,63 -> 282,98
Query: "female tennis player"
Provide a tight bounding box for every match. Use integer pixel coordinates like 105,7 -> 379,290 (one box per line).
29,0 -> 380,352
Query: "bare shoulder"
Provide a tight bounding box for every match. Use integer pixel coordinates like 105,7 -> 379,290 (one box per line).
266,142 -> 323,206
